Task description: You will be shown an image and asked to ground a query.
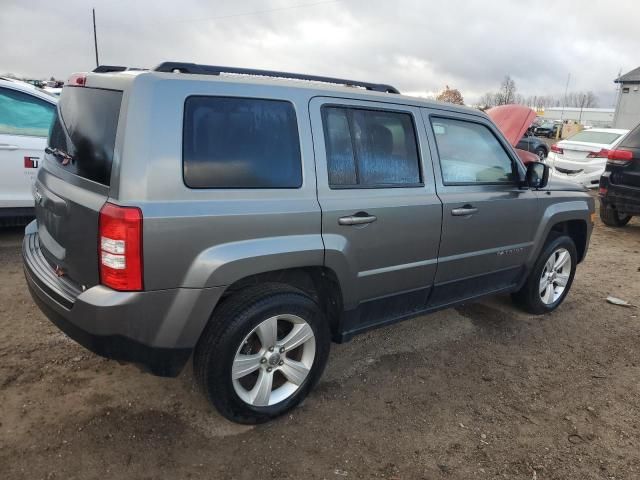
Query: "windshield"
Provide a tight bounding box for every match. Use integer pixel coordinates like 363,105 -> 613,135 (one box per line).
48,86 -> 122,185
567,130 -> 623,145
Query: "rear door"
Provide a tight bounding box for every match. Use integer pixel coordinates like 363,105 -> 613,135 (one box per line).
422,110 -> 538,308
0,86 -> 55,209
310,97 -> 442,322
35,85 -> 123,289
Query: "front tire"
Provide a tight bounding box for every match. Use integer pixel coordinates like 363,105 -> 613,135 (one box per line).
194,283 -> 330,424
512,235 -> 577,315
600,205 -> 631,227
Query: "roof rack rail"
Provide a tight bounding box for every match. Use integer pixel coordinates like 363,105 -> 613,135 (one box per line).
93,65 -> 146,73
153,62 -> 400,94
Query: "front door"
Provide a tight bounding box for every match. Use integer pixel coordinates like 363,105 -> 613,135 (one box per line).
422,110 -> 539,308
310,97 -> 442,331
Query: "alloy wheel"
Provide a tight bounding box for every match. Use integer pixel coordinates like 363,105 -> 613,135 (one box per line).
539,247 -> 572,305
232,314 -> 316,407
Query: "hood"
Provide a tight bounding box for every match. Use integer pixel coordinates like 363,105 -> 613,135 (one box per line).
487,104 -> 537,146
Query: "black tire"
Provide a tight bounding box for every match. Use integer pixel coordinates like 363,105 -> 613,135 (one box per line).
193,283 -> 330,424
600,205 -> 632,227
535,146 -> 547,160
512,235 -> 577,315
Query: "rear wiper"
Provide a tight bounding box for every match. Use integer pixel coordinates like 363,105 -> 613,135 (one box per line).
45,147 -> 73,165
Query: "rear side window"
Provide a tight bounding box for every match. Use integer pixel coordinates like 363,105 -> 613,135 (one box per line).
322,106 -> 421,188
0,87 -> 55,137
620,124 -> 640,149
431,117 -> 515,184
183,97 -> 302,188
49,86 -> 122,186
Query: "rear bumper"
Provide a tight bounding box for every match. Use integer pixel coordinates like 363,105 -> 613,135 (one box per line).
22,222 -> 224,376
547,155 -> 605,188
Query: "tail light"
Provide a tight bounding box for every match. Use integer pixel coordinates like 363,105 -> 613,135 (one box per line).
607,149 -> 634,165
67,73 -> 87,86
587,149 -> 609,159
598,187 -> 608,196
550,144 -> 563,154
99,203 -> 143,291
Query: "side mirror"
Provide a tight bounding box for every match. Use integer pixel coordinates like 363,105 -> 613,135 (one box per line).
525,161 -> 549,189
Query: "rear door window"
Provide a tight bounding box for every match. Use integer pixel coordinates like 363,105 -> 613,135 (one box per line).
0,87 -> 55,137
322,106 -> 421,188
49,86 -> 123,186
182,97 -> 302,188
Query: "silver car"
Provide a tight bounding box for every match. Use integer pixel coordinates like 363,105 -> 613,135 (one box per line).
23,63 -> 594,423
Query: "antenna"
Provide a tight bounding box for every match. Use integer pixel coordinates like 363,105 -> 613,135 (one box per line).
93,8 -> 100,68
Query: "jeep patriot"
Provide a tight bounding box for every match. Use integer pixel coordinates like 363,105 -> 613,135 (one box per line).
23,63 -> 594,423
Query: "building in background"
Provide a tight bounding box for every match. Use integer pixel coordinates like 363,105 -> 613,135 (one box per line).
541,107 -> 614,127
613,67 -> 640,129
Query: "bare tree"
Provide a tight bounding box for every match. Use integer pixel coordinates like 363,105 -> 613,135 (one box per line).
436,85 -> 465,105
495,75 -> 517,105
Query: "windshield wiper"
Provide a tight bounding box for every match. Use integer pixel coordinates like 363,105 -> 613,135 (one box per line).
45,147 -> 73,165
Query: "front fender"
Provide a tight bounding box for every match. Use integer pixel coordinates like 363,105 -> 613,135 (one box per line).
182,234 -> 325,288
526,197 -> 593,269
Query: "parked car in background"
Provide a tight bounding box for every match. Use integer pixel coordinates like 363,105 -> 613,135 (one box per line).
0,77 -> 57,225
534,120 -> 562,138
24,64 -> 593,423
516,134 -> 549,160
599,123 -> 640,226
546,128 -> 629,188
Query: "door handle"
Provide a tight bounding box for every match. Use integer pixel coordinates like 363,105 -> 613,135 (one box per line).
338,213 -> 377,226
0,144 -> 19,150
451,206 -> 479,216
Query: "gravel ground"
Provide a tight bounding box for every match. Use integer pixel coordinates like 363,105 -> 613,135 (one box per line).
1,199 -> 640,480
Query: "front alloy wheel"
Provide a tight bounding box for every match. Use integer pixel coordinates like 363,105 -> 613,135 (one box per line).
538,248 -> 571,305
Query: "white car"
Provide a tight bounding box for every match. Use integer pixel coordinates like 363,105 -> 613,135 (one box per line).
546,128 -> 630,188
0,77 -> 57,225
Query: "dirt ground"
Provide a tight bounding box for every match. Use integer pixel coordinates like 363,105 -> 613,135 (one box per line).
1,200 -> 639,480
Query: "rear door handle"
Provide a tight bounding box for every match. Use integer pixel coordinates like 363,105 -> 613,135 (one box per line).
338,213 -> 377,226
0,144 -> 19,150
451,206 -> 478,216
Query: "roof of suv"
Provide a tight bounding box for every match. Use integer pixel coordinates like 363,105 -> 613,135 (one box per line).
81,63 -> 483,118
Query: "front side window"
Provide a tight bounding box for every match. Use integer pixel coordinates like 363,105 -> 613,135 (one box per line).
322,106 -> 421,188
431,117 -> 516,184
183,97 -> 302,188
0,87 -> 55,137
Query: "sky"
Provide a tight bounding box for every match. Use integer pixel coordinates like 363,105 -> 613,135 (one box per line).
1,0 -> 638,106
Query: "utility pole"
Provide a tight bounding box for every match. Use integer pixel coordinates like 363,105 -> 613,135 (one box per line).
93,8 -> 99,68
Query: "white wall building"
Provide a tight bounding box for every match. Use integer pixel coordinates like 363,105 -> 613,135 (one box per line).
541,107 -> 615,127
613,67 -> 640,129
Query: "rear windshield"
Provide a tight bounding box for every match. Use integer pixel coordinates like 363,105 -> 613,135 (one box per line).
620,124 -> 640,149
48,86 -> 122,185
567,130 -> 623,145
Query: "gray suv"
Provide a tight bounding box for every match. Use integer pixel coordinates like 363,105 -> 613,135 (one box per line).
23,63 -> 594,423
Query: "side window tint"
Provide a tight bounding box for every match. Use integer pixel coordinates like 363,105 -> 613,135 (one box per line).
322,106 -> 421,188
431,117 -> 515,184
183,97 -> 302,188
0,88 -> 55,137
323,107 -> 357,186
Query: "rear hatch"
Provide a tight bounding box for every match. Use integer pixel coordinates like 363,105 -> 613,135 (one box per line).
609,124 -> 640,189
35,83 -> 123,289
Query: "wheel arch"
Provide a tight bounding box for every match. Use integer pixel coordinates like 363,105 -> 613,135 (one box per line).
211,266 -> 345,342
